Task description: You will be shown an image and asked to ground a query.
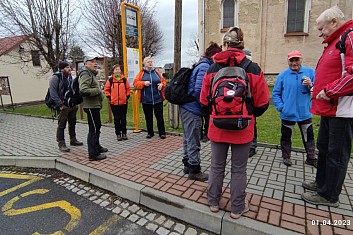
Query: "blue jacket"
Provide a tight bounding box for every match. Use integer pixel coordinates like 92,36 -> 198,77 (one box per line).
272,65 -> 315,121
180,57 -> 213,116
140,67 -> 163,105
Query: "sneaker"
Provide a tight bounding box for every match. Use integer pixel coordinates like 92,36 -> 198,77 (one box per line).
99,147 -> 108,153
188,172 -> 209,182
301,192 -> 339,207
209,205 -> 219,213
230,200 -> 250,219
89,154 -> 107,161
249,148 -> 257,158
70,139 -> 83,146
302,180 -> 319,191
117,135 -> 122,141
59,145 -> 70,152
305,158 -> 317,168
183,166 -> 189,174
283,158 -> 292,166
122,134 -> 128,140
146,134 -> 153,139
160,135 -> 166,139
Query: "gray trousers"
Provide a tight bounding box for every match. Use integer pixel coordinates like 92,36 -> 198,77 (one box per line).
57,105 -> 78,143
207,141 -> 251,214
180,108 -> 202,173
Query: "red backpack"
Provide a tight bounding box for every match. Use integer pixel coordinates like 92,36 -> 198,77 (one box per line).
208,58 -> 253,130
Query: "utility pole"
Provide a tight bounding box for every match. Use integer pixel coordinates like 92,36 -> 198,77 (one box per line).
169,0 -> 182,128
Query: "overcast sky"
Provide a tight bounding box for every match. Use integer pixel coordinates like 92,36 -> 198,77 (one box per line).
151,0 -> 199,67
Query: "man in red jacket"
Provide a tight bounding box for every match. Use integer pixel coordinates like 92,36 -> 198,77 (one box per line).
301,6 -> 353,207
200,26 -> 269,219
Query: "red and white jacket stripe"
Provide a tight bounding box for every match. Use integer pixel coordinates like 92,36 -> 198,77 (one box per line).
311,20 -> 353,117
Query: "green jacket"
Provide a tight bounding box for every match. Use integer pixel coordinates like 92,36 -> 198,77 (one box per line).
79,68 -> 104,109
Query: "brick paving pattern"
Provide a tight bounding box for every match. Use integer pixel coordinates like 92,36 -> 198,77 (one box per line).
1,112 -> 353,234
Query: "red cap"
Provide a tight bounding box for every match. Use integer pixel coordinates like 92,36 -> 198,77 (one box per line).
288,50 -> 302,59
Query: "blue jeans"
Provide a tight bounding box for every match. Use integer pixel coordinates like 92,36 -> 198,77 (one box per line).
316,116 -> 353,202
180,108 -> 202,173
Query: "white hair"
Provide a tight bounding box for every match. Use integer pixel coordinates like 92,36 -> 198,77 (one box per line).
316,5 -> 345,24
143,56 -> 153,65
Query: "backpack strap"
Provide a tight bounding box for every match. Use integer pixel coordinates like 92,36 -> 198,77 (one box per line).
336,28 -> 353,75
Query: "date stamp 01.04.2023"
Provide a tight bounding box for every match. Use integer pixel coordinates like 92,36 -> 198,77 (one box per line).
311,220 -> 351,226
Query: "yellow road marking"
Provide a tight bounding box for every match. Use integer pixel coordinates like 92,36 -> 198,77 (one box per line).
89,215 -> 121,235
0,173 -> 42,197
2,189 -> 81,234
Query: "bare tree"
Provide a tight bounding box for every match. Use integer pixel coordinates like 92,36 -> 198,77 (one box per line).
81,0 -> 164,67
0,0 -> 80,72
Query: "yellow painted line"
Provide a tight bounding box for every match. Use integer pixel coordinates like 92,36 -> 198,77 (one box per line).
0,173 -> 42,197
2,189 -> 81,234
89,215 -> 121,235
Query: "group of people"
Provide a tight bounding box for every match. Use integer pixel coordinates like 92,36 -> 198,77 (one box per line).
49,5 -> 353,219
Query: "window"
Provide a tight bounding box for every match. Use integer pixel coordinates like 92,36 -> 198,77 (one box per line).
31,50 -> 41,66
286,0 -> 311,34
222,0 -> 237,29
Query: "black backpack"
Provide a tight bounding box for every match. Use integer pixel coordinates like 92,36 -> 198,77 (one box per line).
63,72 -> 84,108
165,62 -> 206,104
207,58 -> 253,130
336,28 -> 353,74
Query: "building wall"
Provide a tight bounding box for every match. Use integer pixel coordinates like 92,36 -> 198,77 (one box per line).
199,0 -> 353,75
0,41 -> 52,105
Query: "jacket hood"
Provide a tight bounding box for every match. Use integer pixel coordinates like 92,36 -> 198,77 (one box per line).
213,48 -> 246,65
323,20 -> 353,45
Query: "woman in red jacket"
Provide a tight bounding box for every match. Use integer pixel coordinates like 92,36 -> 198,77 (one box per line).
104,64 -> 131,141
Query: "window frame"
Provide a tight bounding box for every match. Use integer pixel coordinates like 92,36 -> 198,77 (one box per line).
221,0 -> 238,31
31,50 -> 41,67
285,0 -> 311,36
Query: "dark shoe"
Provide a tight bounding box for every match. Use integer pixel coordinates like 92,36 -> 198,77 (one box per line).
283,158 -> 292,166
122,134 -> 128,140
160,135 -> 166,139
302,181 -> 319,191
306,158 -> 317,168
249,148 -> 257,158
89,154 -> 107,161
59,145 -> 70,152
99,147 -> 108,153
183,166 -> 189,174
117,135 -> 123,141
146,134 -> 153,139
188,172 -> 209,182
70,139 -> 83,146
301,192 -> 339,207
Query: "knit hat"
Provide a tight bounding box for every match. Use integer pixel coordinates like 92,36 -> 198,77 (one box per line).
58,61 -> 70,70
288,50 -> 302,59
223,26 -> 244,49
205,42 -> 222,58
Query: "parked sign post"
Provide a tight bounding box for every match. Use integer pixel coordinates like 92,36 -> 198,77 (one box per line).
0,76 -> 14,110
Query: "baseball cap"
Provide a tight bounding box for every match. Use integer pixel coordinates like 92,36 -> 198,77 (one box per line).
84,56 -> 98,63
288,50 -> 302,60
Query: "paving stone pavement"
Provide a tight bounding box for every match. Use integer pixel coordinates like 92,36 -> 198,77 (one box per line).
0,167 -> 211,235
1,112 -> 353,235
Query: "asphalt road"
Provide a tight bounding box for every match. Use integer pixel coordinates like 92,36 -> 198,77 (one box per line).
0,171 -> 154,235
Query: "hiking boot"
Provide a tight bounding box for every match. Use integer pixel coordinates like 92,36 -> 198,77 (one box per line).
230,200 -> 250,219
59,145 -> 70,152
283,158 -> 292,166
146,134 -> 153,139
183,166 -> 189,174
70,139 -> 83,146
89,154 -> 107,161
302,180 -> 319,191
301,192 -> 339,207
117,135 -> 123,141
122,134 -> 128,140
249,148 -> 257,158
160,135 -> 166,139
201,135 -> 209,143
305,158 -> 317,168
99,147 -> 108,153
188,172 -> 209,182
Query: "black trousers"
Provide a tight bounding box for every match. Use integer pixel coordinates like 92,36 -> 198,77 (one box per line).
142,102 -> 165,136
84,108 -> 102,158
111,104 -> 128,136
